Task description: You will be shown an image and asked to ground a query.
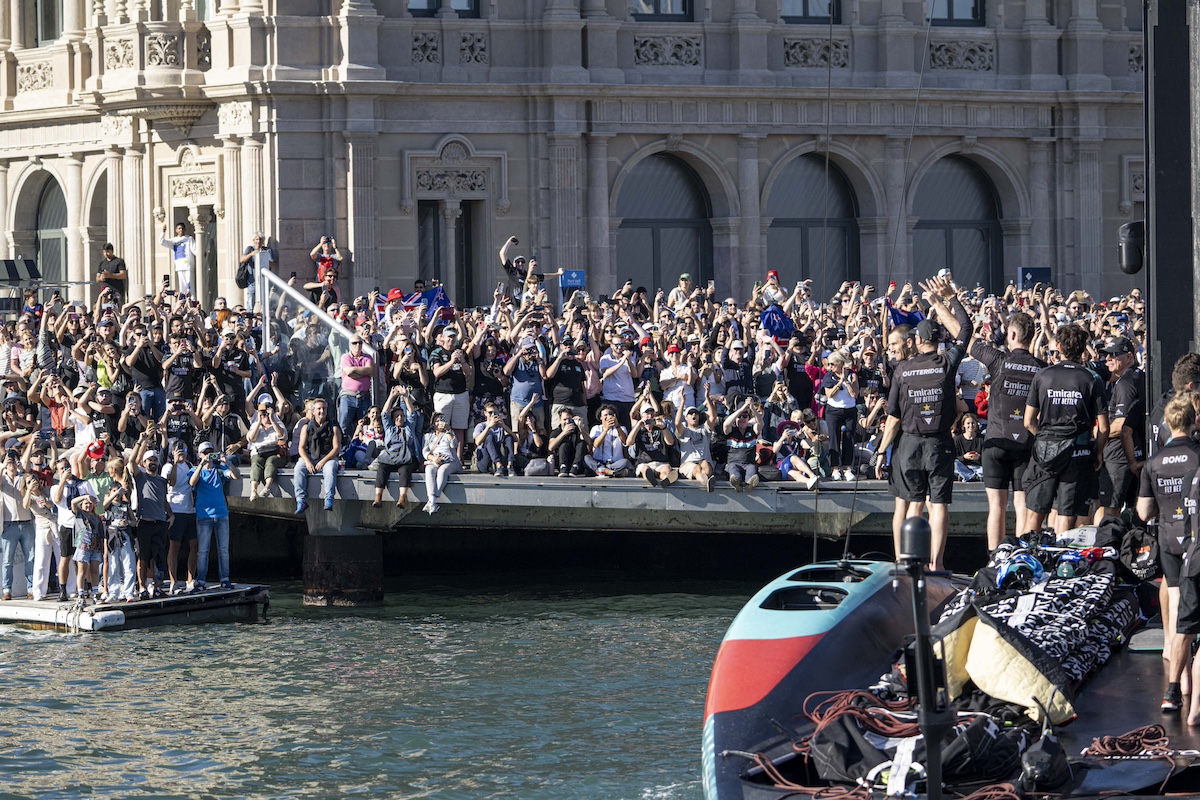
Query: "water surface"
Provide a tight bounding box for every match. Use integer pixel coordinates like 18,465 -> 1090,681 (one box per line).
0,573 -> 758,800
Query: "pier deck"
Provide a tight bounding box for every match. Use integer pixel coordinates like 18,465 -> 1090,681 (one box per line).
0,584 -> 270,632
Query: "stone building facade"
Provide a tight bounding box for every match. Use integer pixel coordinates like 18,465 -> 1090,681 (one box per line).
0,0 -> 1144,308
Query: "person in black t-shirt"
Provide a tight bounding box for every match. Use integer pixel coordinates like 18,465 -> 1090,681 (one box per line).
546,336 -> 588,422
626,395 -> 678,488
1149,353 -> 1200,458
1136,392 -> 1200,715
1095,336 -> 1146,522
96,244 -> 127,302
969,310 -> 1045,548
953,412 -> 985,482
163,333 -> 203,402
1023,324 -> 1109,535
873,275 -> 973,570
124,324 -> 165,420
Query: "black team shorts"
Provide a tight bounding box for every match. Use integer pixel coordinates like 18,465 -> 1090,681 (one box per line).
892,433 -> 955,505
982,442 -> 1031,492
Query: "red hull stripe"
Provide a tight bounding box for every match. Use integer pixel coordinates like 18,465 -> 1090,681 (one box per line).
704,633 -> 824,717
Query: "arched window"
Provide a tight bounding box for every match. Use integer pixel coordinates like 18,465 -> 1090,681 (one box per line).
35,180 -> 67,286
615,154 -> 713,294
912,156 -> 1002,291
765,155 -> 859,302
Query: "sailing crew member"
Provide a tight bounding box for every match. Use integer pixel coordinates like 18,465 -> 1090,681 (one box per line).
1094,336 -> 1146,522
1136,391 -> 1200,715
873,275 -> 973,570
159,222 -> 198,295
969,310 -> 1045,549
1022,324 -> 1109,536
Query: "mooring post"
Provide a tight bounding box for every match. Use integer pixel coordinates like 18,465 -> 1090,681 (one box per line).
301,502 -> 384,607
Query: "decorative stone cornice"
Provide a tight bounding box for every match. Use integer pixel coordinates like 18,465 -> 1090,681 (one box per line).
634,35 -> 702,67
929,40 -> 994,71
784,37 -> 849,69
117,103 -> 214,136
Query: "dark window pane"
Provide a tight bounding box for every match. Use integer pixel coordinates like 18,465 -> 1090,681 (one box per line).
615,154 -> 708,219
766,227 -> 805,288
913,157 -> 999,220
417,200 -> 441,285
631,0 -> 691,19
953,0 -> 976,19
660,226 -> 702,288
615,226 -> 656,291
912,229 -> 948,282
765,155 -> 856,219
806,226 -> 848,302
951,227 -> 990,289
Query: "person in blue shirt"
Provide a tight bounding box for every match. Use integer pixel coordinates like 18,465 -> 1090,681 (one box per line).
188,441 -> 240,591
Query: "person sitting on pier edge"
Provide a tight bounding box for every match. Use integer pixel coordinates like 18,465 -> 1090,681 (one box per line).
422,412 -> 460,515
585,403 -> 632,478
293,397 -> 342,514
189,442 -> 240,591
372,385 -> 420,508
246,393 -> 288,501
549,407 -> 587,478
473,401 -> 516,477
722,395 -> 763,492
674,385 -> 719,492
953,413 -> 985,483
773,411 -> 821,491
514,396 -> 551,476
627,391 -> 678,488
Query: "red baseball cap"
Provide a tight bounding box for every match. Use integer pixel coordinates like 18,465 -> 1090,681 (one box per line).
387,288 -> 404,302
85,441 -> 106,460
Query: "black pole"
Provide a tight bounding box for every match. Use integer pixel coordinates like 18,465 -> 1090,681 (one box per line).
1145,0 -> 1194,398
899,518 -> 953,800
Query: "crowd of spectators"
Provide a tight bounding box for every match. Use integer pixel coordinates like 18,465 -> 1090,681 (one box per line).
0,228 -> 1153,606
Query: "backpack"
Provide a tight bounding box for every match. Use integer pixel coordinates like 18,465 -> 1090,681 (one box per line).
1119,521 -> 1160,581
235,261 -> 251,289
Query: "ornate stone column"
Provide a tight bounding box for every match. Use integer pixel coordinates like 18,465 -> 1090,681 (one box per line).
441,200 -> 462,302
104,147 -> 124,257
63,155 -> 85,301
736,134 -> 763,298
549,133 -> 581,286
437,0 -> 456,17
345,133 -> 379,297
122,146 -> 145,301
220,136 -> 243,298
9,0 -> 25,49
240,136 -> 264,247
586,133 -> 612,292
189,207 -> 215,305
63,0 -> 85,41
883,136 -> 909,281
0,162 -> 9,259
1074,138 -> 1103,296
0,0 -> 10,51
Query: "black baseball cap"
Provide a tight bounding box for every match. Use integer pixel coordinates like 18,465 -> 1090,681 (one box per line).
915,319 -> 942,342
1101,336 -> 1134,355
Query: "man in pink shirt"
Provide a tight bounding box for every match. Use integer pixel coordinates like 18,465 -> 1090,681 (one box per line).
338,335 -> 375,440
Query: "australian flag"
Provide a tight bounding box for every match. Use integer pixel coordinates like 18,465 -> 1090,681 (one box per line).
885,298 -> 925,329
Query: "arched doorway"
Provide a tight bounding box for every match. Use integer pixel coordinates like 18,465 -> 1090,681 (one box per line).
615,154 -> 713,294
35,179 -> 67,289
765,154 -> 860,302
912,156 -> 1003,291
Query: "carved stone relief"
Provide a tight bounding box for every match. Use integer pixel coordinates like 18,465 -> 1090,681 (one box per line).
218,101 -> 252,132
170,174 -> 217,204
1120,154 -> 1145,216
460,32 -> 488,65
401,135 -> 510,217
1129,42 -> 1144,74
412,31 -> 441,64
415,169 -> 487,196
929,41 -> 994,71
105,39 -> 135,70
784,38 -> 849,69
100,115 -> 133,140
439,142 -> 468,164
146,33 -> 181,67
634,35 -> 702,67
16,62 -> 52,93
197,28 -> 212,69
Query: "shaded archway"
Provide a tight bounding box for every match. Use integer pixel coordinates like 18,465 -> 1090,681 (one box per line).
912,156 -> 1003,291
35,180 -> 67,287
615,153 -> 713,293
765,155 -> 860,302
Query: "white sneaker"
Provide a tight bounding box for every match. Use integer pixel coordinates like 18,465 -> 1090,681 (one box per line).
806,475 -> 820,490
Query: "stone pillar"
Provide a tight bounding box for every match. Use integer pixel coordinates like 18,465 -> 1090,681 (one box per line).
346,133 -> 378,298
63,155 -> 85,302
1061,0 -> 1107,90
0,162 -> 8,259
63,0 -> 85,41
581,0 -> 621,83
303,534 -> 383,606
437,0 -> 455,17
241,136 -> 263,246
542,0 -> 587,83
122,146 -> 145,301
736,135 -> 763,298
877,0 -> 917,88
9,0 -> 24,49
336,0 -> 384,81
0,0 -> 10,51
883,136 -> 909,281
189,207 -> 214,305
1074,138 -> 1103,297
1027,139 -> 1053,275
711,218 -> 740,299
441,200 -> 461,302
549,133 -> 581,290
221,136 -> 244,301
104,147 -> 124,257
729,0 -> 769,85
586,133 -> 612,293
